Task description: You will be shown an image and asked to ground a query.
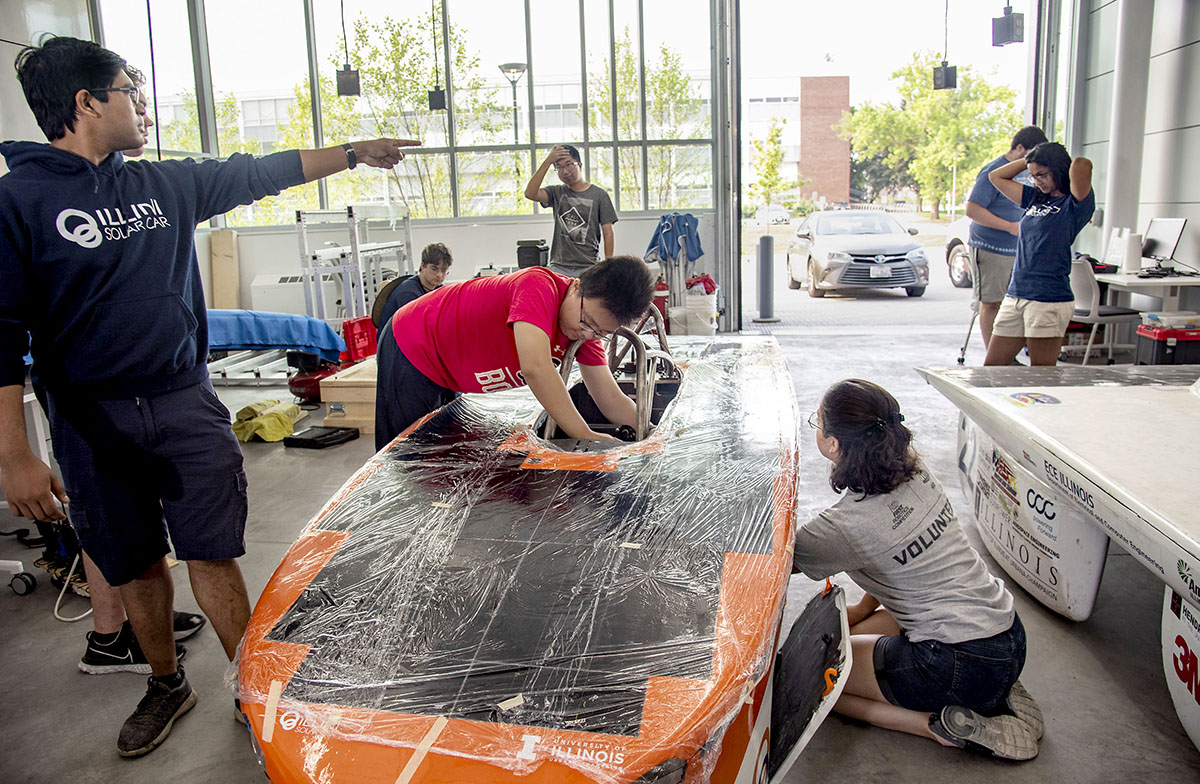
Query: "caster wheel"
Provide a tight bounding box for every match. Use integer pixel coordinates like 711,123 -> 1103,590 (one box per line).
10,572 -> 37,595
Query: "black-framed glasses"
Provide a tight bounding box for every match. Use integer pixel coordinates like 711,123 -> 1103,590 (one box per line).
579,298 -> 612,339
806,411 -> 821,430
553,160 -> 578,171
90,85 -> 143,106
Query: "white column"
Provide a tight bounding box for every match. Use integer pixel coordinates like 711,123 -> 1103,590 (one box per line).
1102,0 -> 1155,242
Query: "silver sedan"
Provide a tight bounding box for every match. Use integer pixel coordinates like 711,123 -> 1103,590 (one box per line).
786,211 -> 930,298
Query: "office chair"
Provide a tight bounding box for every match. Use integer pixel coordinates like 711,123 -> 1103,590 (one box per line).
1069,259 -> 1142,365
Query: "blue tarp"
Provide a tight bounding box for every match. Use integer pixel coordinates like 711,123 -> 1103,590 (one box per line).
208,309 -> 345,363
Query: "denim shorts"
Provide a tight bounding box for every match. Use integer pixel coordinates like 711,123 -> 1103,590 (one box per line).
873,613 -> 1026,714
48,380 -> 248,586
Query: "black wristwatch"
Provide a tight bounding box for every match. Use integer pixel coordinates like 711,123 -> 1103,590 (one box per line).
342,143 -> 357,170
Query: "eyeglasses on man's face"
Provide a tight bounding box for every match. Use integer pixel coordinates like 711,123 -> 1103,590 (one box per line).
579,298 -> 613,340
554,160 -> 578,171
90,85 -> 144,107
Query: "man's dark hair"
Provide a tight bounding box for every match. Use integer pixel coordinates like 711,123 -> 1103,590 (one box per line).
421,242 -> 453,268
1025,141 -> 1072,200
560,144 -> 581,164
579,255 -> 655,324
1011,125 -> 1048,152
820,379 -> 919,498
15,36 -> 127,141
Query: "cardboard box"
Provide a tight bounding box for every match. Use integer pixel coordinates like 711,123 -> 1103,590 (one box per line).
320,356 -> 376,433
210,229 -> 240,309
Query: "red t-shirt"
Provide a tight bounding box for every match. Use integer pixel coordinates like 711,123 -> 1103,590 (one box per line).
391,267 -> 607,393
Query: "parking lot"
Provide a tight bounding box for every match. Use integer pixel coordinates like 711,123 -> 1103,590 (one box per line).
739,214 -> 978,348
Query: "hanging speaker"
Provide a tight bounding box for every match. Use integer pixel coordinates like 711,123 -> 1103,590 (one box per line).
933,61 -> 957,90
336,65 -> 360,96
428,87 -> 446,111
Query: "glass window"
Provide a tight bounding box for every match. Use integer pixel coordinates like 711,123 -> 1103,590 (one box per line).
611,0 -> 643,142
530,0 -> 582,145
448,0 -> 527,148
204,0 -> 314,226
583,0 -> 613,142
642,2 -> 710,141
648,144 -> 712,211
615,144 -> 643,212
457,151 -> 535,217
98,0 -> 199,156
314,1 -> 454,216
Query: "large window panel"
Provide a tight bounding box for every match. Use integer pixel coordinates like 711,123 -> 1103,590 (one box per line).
583,0 -> 613,142
99,0 -> 199,157
389,152 -> 454,220
648,144 -> 712,211
205,0 -> 316,225
611,0 -> 643,142
530,0 -> 582,146
642,2 -> 711,141
314,1 -> 453,216
457,151 -> 535,217
587,144 -> 615,195
448,0 -> 526,148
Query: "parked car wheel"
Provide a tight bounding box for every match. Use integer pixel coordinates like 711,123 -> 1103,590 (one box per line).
905,286 -> 926,297
808,260 -> 825,298
947,242 -> 972,288
786,256 -> 802,289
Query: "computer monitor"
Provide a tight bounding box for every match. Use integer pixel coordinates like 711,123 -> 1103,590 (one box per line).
1141,217 -> 1187,264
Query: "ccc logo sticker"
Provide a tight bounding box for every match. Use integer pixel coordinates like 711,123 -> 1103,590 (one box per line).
56,208 -> 102,248
1026,490 -> 1056,520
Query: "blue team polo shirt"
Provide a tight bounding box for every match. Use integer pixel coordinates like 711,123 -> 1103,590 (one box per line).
1006,185 -> 1096,303
967,155 -> 1027,256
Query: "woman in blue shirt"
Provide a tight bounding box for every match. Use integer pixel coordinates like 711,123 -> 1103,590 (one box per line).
983,142 -> 1094,366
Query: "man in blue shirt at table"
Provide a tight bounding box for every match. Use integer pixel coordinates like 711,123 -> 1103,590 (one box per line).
966,125 -> 1048,350
375,242 -> 453,335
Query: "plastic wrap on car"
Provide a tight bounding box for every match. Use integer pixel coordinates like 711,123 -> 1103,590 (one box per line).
236,337 -> 801,783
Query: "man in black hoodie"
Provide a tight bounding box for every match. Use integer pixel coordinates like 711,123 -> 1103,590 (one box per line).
0,36 -> 416,758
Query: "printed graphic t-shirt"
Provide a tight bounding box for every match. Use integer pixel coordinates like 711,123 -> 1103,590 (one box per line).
793,468 -> 1013,644
543,184 -> 618,276
392,267 -> 606,393
1006,185 -> 1095,302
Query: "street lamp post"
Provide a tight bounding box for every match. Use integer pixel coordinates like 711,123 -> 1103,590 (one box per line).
499,62 -> 527,177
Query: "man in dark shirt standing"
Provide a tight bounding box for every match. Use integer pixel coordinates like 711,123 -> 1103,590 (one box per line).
0,36 -> 416,758
524,144 -> 617,277
375,242 -> 453,335
966,125 -> 1048,349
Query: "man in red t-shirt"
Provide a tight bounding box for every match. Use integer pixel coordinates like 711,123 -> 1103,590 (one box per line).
374,255 -> 656,449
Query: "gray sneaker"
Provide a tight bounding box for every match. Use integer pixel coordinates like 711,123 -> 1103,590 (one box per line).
1004,680 -> 1044,740
117,672 -> 197,758
929,704 -> 1039,761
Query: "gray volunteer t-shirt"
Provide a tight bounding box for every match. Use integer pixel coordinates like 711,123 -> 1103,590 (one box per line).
793,467 -> 1013,644
542,183 -> 618,277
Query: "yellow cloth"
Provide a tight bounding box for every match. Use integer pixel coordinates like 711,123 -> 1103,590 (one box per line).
232,402 -> 306,442
235,398 -> 281,422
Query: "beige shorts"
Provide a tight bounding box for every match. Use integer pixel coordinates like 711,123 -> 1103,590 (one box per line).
969,246 -> 1016,303
992,297 -> 1075,339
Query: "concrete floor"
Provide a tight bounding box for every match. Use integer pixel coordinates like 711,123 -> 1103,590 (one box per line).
3,237 -> 1199,781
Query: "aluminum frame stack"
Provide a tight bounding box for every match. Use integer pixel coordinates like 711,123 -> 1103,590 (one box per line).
296,205 -> 414,323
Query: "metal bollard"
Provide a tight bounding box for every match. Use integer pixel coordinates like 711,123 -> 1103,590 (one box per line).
752,234 -> 781,323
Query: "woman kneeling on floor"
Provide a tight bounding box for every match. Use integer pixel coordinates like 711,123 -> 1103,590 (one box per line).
793,379 -> 1043,760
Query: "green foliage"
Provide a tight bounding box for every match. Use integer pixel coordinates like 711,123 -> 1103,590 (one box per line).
838,51 -> 1021,218
749,118 -> 788,206
589,29 -> 712,211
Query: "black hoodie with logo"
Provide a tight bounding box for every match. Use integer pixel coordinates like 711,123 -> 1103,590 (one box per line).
0,141 -> 304,400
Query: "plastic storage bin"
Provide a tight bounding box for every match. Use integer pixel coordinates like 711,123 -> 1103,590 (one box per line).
1135,325 -> 1200,365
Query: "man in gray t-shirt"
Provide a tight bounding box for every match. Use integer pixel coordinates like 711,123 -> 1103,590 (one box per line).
524,144 -> 618,277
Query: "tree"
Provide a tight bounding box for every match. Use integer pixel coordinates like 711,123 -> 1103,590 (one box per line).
838,51 -> 1021,219
158,90 -> 261,158
589,29 -> 712,210
749,118 -> 788,207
